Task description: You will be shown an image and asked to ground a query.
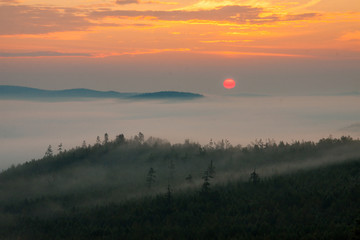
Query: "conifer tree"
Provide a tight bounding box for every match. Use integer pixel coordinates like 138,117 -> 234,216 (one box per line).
208,160 -> 216,178
58,143 -> 63,154
135,132 -> 144,144
115,134 -> 125,144
104,133 -> 109,145
146,167 -> 156,189
44,145 -> 53,158
201,170 -> 212,193
166,184 -> 172,204
249,169 -> 260,184
96,136 -> 101,145
185,174 -> 193,184
168,158 -> 175,184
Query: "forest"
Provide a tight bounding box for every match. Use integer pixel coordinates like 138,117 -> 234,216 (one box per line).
0,133 -> 359,239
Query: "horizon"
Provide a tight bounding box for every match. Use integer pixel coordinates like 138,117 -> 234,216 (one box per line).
1,84 -> 360,97
0,0 -> 360,95
1,0 -> 360,169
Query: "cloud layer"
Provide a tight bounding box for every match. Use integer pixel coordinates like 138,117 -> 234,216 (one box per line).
0,5 -> 92,35
116,0 -> 140,4
0,51 -> 92,57
0,0 -> 358,63
91,5 -> 319,24
0,3 -> 320,35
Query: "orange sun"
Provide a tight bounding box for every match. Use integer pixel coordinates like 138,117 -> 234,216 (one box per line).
223,79 -> 236,89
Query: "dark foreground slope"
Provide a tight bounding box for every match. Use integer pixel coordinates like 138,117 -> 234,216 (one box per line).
2,159 -> 360,240
0,135 -> 359,239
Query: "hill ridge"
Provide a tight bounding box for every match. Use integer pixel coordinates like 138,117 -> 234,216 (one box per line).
0,85 -> 204,100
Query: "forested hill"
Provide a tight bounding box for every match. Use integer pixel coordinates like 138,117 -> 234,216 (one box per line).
0,134 -> 359,239
0,85 -> 204,100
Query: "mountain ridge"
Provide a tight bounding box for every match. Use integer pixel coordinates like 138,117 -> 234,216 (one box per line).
0,85 -> 204,100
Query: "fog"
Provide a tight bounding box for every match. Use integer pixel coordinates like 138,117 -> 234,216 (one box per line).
1,95 -> 359,170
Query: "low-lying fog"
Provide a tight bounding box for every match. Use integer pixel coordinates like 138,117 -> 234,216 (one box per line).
1,95 -> 359,170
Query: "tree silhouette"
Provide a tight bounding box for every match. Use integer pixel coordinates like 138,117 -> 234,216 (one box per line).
96,136 -> 101,145
249,169 -> 260,184
44,145 -> 53,158
208,160 -> 216,178
201,170 -> 213,193
201,161 -> 216,193
146,167 -> 156,189
185,174 -> 193,184
168,158 -> 175,184
166,184 -> 172,204
115,134 -> 125,145
135,132 -> 144,144
58,143 -> 63,154
104,133 -> 109,145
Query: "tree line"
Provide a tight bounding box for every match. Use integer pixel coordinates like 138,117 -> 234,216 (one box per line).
0,133 -> 359,239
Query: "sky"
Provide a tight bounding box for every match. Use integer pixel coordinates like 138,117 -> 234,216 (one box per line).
0,0 -> 360,94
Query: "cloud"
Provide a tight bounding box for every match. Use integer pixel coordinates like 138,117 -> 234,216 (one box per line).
289,0 -> 322,11
197,50 -> 308,58
0,5 -> 92,35
116,0 -> 178,5
90,5 -> 319,24
115,0 -> 178,5
142,1 -> 178,5
0,51 -> 92,57
0,2 -> 322,42
338,31 -> 360,41
116,0 -> 140,4
282,13 -> 320,21
91,5 -> 263,23
0,3 -> 320,36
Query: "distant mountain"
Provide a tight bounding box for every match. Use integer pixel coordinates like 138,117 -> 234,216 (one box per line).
0,85 -> 203,100
0,85 -> 135,99
129,91 -> 204,100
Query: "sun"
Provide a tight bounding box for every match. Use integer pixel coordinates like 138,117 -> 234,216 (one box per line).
223,79 -> 236,89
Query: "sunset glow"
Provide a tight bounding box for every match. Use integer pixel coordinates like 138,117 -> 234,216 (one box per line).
1,1 -> 360,237
1,0 -> 359,60
0,0 -> 359,94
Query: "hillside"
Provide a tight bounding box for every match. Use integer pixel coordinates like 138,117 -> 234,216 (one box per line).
0,85 -> 204,100
0,134 -> 359,239
5,160 -> 360,240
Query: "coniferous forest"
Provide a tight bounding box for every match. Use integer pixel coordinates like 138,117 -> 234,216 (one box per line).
0,133 -> 359,239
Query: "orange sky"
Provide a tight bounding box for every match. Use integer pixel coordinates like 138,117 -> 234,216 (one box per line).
1,0 -> 359,59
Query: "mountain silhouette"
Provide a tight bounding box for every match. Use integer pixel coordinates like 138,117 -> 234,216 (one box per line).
0,85 -> 204,100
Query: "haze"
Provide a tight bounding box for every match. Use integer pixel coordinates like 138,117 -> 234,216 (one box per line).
1,95 -> 359,170
1,0 -> 360,169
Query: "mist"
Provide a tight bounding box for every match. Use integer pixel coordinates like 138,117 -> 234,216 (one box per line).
1,94 -> 359,170
1,132 -> 359,218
